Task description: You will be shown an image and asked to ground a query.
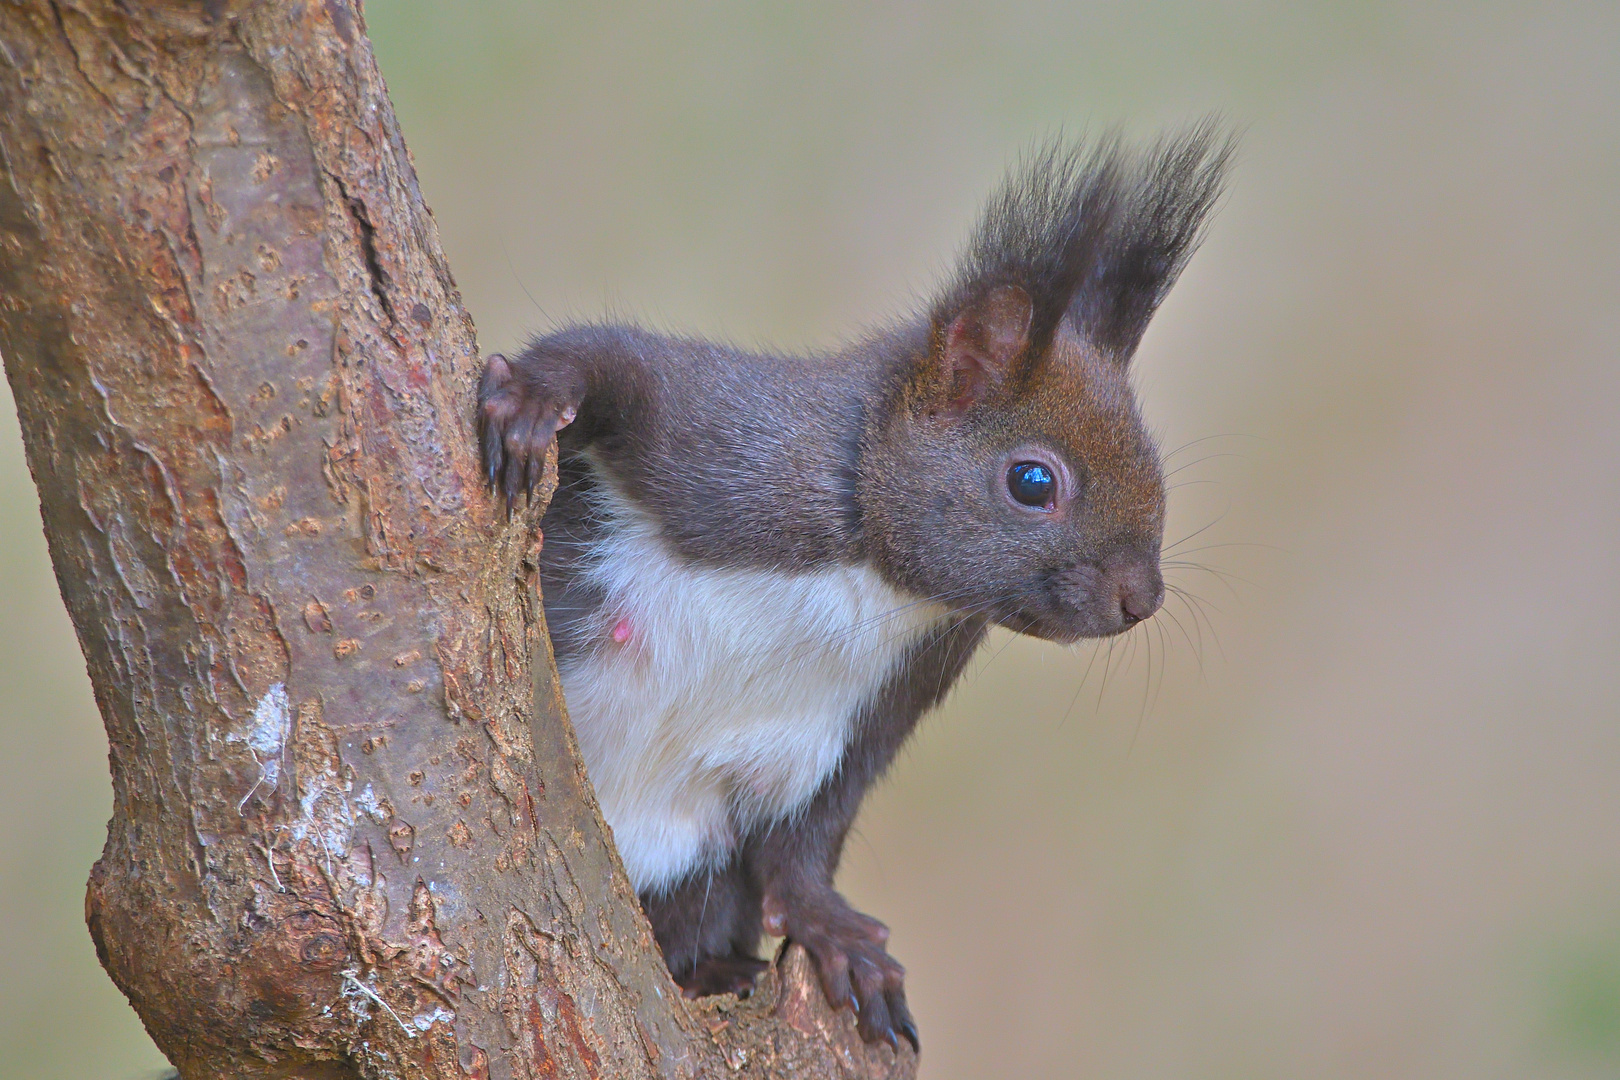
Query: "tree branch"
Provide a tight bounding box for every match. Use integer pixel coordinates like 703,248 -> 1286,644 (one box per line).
0,3 -> 914,1078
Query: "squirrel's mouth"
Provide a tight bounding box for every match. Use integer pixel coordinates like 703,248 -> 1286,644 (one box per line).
1006,608 -> 1150,643
993,602 -> 1096,643
998,561 -> 1163,642
992,608 -> 1058,639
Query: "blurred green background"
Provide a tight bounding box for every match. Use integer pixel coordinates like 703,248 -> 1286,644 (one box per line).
4,2 -> 1619,1077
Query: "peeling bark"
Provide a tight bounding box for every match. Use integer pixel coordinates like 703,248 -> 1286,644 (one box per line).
0,3 -> 916,1079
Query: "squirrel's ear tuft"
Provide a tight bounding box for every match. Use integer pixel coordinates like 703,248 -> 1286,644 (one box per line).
1070,122 -> 1233,362
943,121 -> 1233,371
938,285 -> 1034,415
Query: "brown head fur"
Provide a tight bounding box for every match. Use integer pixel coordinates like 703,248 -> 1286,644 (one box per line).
859,123 -> 1232,640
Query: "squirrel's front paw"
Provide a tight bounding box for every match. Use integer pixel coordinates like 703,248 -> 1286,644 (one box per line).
765,888 -> 917,1051
477,352 -> 577,513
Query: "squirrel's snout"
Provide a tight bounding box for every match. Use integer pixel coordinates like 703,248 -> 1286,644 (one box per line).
1044,552 -> 1163,638
1114,559 -> 1164,627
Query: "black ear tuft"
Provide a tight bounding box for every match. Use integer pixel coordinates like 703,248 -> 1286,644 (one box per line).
1071,120 -> 1234,361
939,120 -> 1233,369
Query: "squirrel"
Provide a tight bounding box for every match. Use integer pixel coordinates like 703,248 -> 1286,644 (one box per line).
477,125 -> 1231,1050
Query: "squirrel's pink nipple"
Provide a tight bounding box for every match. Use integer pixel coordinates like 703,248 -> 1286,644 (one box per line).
610,617 -> 632,644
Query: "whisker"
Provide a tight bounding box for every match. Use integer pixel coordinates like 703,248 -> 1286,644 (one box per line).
1153,619 -> 1172,704
501,236 -> 548,320
974,625 -> 1022,677
1128,626 -> 1152,757
1161,558 -> 1251,582
1163,507 -> 1231,555
1158,601 -> 1204,680
1158,432 -> 1264,464
1162,560 -> 1249,602
803,586 -> 995,667
1164,541 -> 1282,556
1166,584 -> 1225,664
1060,638 -> 1109,728
1162,451 -> 1242,482
693,871 -> 713,973
1097,634 -> 1121,707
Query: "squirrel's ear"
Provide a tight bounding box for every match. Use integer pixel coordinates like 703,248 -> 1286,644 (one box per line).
938,284 -> 1033,415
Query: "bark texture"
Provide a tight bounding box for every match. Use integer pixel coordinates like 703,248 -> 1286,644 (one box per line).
0,3 -> 916,1078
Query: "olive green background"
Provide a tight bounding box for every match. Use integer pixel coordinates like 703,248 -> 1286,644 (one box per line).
4,3 -> 1619,1077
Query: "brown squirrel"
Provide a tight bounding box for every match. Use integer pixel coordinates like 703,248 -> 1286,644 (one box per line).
478,125 -> 1231,1050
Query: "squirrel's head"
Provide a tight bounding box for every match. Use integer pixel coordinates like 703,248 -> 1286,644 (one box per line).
861,125 -> 1231,642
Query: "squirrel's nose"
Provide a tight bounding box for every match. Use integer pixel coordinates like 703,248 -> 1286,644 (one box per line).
1114,560 -> 1164,626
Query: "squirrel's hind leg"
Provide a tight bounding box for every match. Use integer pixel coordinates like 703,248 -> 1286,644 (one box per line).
643,856 -> 768,999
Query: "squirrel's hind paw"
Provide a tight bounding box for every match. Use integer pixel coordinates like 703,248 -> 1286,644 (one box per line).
674,954 -> 770,1000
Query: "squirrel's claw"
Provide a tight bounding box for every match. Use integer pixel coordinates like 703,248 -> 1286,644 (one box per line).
773,890 -> 915,1053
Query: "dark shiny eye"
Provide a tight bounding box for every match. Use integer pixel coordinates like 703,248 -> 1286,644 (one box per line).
1007,461 -> 1056,508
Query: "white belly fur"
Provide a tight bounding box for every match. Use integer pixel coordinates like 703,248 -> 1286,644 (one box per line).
555,469 -> 949,895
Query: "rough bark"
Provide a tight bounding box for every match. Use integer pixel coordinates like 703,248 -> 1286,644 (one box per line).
0,3 -> 916,1078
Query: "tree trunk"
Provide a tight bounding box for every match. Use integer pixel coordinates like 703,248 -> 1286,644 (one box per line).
0,3 -> 915,1078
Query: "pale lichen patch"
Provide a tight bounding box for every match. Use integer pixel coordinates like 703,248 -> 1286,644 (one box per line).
229,682 -> 290,810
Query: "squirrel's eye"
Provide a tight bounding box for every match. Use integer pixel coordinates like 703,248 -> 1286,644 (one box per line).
1007,462 -> 1056,508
